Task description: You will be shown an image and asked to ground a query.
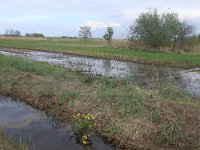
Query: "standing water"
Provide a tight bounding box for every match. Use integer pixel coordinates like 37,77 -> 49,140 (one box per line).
0,48 -> 199,97
0,96 -> 119,150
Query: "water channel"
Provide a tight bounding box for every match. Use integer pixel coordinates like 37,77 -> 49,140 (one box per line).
0,96 -> 119,150
0,48 -> 199,97
0,48 -> 199,149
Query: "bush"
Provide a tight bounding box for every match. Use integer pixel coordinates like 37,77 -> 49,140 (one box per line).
128,8 -> 194,51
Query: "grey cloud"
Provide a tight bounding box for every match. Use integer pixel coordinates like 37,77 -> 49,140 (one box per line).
0,0 -> 200,37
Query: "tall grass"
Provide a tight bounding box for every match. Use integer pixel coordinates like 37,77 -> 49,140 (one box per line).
0,54 -> 77,81
0,54 -> 200,149
0,37 -> 200,66
0,129 -> 28,150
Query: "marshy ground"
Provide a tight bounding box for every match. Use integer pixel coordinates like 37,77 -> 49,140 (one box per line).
0,37 -> 200,149
0,36 -> 200,68
0,53 -> 200,149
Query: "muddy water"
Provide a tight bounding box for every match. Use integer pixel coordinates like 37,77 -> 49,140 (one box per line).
0,48 -> 199,97
0,96 -> 119,150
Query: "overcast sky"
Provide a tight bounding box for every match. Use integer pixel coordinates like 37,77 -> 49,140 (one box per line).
0,0 -> 200,38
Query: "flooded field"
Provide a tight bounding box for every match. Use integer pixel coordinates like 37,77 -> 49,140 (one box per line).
0,96 -> 119,150
0,48 -> 199,97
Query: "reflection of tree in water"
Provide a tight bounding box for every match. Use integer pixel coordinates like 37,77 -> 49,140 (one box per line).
103,59 -> 111,76
124,63 -> 176,88
135,65 -> 181,90
145,66 -> 159,88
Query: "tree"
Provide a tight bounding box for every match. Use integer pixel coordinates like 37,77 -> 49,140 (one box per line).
79,26 -> 92,39
128,9 -> 162,49
5,29 -> 9,35
176,21 -> 193,49
128,9 -> 193,50
4,29 -> 21,36
26,33 -> 45,37
103,27 -> 114,47
4,29 -> 14,36
160,12 -> 181,48
14,30 -> 21,36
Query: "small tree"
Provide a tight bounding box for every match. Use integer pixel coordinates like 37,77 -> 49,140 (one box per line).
128,9 -> 162,49
79,26 -> 92,39
4,29 -> 21,36
4,29 -> 14,36
4,29 -> 9,35
176,21 -> 193,49
14,30 -> 21,36
128,9 -> 193,51
160,12 -> 180,48
26,33 -> 45,37
103,27 -> 114,47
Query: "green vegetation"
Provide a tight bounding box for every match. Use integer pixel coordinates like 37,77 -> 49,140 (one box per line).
72,113 -> 97,145
187,34 -> 200,53
4,29 -> 21,36
103,26 -> 114,47
128,9 -> 193,50
59,89 -> 79,103
0,8 -> 199,150
0,54 -> 200,149
26,33 -> 45,37
0,37 -> 200,67
79,26 -> 92,39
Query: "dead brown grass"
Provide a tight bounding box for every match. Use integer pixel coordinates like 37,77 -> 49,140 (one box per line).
0,130 -> 28,150
0,66 -> 200,149
0,130 -> 16,150
0,35 -> 45,41
191,44 -> 200,54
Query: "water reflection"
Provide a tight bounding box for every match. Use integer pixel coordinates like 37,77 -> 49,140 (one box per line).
0,96 -> 119,150
0,48 -> 199,97
180,69 -> 200,97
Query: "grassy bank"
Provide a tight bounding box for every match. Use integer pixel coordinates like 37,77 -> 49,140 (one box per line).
0,130 -> 27,150
0,37 -> 200,67
0,131 -> 16,150
0,54 -> 200,149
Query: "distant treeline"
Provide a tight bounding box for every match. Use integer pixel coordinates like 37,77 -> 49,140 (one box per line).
4,29 -> 21,36
2,8 -> 200,53
3,29 -> 45,38
61,36 -> 78,39
26,33 -> 45,37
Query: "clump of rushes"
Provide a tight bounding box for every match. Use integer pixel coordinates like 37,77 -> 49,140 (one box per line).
73,113 -> 98,145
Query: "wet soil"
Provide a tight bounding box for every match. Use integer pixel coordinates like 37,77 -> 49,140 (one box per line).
0,48 -> 199,97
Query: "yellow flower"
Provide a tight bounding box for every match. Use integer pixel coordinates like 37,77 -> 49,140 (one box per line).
82,140 -> 87,144
83,135 -> 88,139
82,135 -> 89,145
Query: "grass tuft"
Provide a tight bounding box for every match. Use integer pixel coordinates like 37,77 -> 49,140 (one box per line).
0,54 -> 200,149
